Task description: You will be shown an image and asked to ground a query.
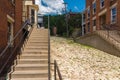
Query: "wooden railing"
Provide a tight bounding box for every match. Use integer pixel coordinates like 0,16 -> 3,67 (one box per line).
54,60 -> 63,80
0,19 -> 32,78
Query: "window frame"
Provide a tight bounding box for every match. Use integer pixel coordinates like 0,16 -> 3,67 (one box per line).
93,19 -> 96,26
93,1 -> 96,14
111,7 -> 117,24
87,7 -> 90,19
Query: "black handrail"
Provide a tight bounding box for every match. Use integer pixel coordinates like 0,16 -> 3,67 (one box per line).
0,20 -> 30,57
101,24 -> 120,43
54,60 -> 63,80
0,19 -> 32,76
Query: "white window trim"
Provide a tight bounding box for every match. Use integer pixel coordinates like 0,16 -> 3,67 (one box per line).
7,15 -> 14,22
111,7 -> 117,24
110,3 -> 117,9
87,7 -> 90,19
93,2 -> 96,14
7,15 -> 14,46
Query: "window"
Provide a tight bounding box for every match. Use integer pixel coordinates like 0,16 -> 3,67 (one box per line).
87,8 -> 90,19
100,0 -> 104,8
93,2 -> 96,14
83,13 -> 86,22
93,20 -> 96,26
111,7 -> 117,23
88,22 -> 90,32
10,0 -> 15,6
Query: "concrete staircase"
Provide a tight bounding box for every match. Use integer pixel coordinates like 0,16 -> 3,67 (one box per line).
9,28 -> 49,80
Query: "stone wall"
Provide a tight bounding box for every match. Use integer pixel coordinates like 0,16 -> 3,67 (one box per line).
75,33 -> 120,57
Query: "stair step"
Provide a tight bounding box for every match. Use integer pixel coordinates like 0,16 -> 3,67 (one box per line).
27,40 -> 48,43
16,64 -> 48,67
21,54 -> 48,59
22,52 -> 48,55
23,50 -> 48,53
25,46 -> 48,49
22,53 -> 48,56
26,43 -> 48,46
11,78 -> 48,80
18,59 -> 48,64
24,47 -> 48,51
11,70 -> 48,78
28,40 -> 48,42
25,45 -> 48,48
15,64 -> 48,71
29,37 -> 48,38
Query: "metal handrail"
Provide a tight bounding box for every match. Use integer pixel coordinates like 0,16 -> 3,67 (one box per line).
101,24 -> 120,43
54,60 -> 63,80
0,19 -> 32,75
48,28 -> 51,80
100,24 -> 120,43
0,20 -> 30,57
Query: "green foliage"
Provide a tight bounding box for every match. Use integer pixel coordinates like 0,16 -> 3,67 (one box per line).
43,13 -> 82,37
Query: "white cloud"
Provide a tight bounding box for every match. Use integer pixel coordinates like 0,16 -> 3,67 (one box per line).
36,0 -> 65,15
74,6 -> 79,11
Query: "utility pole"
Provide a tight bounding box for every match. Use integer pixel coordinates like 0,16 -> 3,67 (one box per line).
63,2 -> 69,37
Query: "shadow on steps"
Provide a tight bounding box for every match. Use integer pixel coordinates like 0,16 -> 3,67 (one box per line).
74,33 -> 120,57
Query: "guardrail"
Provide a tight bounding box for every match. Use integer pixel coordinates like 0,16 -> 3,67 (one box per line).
96,30 -> 120,50
0,19 -> 33,77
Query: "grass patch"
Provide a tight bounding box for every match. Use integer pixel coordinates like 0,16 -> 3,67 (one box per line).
65,37 -> 95,49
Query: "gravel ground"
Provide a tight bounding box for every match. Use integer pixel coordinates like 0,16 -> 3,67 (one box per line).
50,37 -> 120,80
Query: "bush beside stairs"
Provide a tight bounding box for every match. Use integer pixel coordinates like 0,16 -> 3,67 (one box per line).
9,27 -> 49,80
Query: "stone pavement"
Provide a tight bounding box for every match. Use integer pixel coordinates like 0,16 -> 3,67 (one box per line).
51,37 -> 120,80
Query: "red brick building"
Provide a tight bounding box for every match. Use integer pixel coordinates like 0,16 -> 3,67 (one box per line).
0,0 -> 39,78
82,0 -> 120,35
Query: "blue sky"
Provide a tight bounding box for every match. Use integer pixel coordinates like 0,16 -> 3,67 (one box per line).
36,0 -> 86,15
64,0 -> 86,12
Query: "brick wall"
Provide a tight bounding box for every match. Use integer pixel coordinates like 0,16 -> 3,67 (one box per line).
84,0 -> 120,34
0,7 -> 7,52
14,0 -> 23,45
0,0 -> 14,53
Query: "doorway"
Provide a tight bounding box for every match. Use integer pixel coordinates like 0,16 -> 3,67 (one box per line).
31,9 -> 35,24
100,14 -> 106,29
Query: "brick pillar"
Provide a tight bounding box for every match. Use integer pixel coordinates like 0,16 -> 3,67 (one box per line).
117,0 -> 120,30
96,0 -> 100,30
106,0 -> 111,25
90,5 -> 93,32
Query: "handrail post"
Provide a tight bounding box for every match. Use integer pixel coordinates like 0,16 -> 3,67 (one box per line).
48,28 -> 51,80
54,60 -> 57,80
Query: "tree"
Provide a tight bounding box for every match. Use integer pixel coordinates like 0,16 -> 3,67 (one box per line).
43,13 -> 82,37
